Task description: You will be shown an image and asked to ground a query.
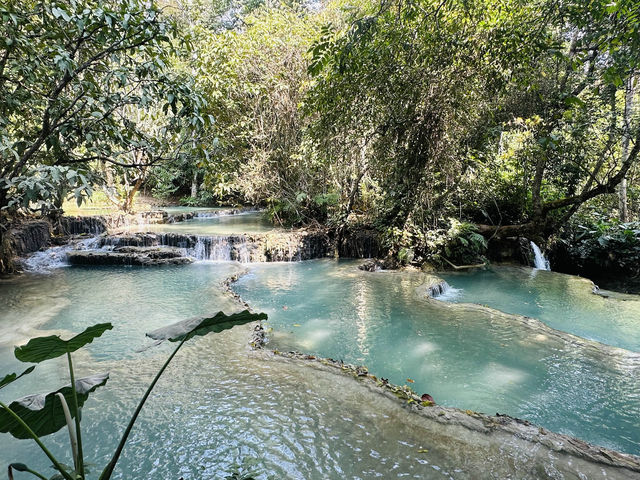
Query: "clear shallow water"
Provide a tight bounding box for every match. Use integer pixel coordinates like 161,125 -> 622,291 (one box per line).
160,206 -> 228,215
234,260 -> 640,455
439,266 -> 640,352
1,262 -> 640,479
134,212 -> 277,235
4,264 -> 608,480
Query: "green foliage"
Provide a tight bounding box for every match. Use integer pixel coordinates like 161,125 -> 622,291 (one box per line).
0,367 -> 35,390
0,310 -> 267,480
0,0 -> 208,214
381,218 -> 487,267
440,220 -> 488,266
147,310 -> 267,342
14,323 -> 113,363
178,190 -> 218,207
0,373 -> 109,439
561,216 -> 640,277
1,165 -> 94,216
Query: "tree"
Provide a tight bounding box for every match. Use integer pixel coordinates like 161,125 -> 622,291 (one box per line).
0,0 -> 208,214
306,0 -> 640,243
473,0 -> 640,238
186,4 -> 331,219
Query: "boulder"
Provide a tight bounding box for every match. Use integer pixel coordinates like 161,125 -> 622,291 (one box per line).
10,220 -> 51,256
67,248 -> 193,266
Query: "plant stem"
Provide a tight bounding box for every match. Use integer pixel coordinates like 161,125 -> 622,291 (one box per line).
56,392 -> 78,470
98,339 -> 186,480
24,468 -> 48,480
67,350 -> 85,478
0,402 -> 74,480
8,465 -> 49,480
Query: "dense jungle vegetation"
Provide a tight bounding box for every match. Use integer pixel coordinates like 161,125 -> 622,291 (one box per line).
1,0 -> 639,270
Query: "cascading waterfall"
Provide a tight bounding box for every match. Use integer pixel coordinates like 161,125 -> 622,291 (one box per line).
530,241 -> 551,270
188,235 -> 252,262
424,280 -> 462,300
22,236 -> 101,272
96,232 -> 254,262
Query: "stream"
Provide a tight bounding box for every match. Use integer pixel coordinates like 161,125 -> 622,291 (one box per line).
1,213 -> 639,479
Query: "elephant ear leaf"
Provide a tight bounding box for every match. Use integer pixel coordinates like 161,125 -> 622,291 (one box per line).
14,323 -> 113,363
146,310 -> 267,343
0,366 -> 35,390
0,373 -> 109,439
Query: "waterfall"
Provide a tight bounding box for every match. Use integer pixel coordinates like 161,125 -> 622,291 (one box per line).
425,280 -> 462,300
427,280 -> 451,298
530,241 -> 551,270
22,236 -> 101,273
188,235 -> 252,262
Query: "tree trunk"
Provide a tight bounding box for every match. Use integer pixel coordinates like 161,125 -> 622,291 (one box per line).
191,170 -> 198,198
619,75 -> 635,222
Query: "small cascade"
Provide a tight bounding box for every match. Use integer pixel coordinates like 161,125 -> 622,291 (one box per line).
22,245 -> 72,272
530,241 -> 551,270
187,235 -> 252,262
22,236 -> 101,273
424,280 -> 462,300
427,280 -> 451,298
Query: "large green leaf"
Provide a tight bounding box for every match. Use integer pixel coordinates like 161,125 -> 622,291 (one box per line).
146,310 -> 267,343
0,366 -> 35,390
14,323 -> 113,363
0,373 -> 109,439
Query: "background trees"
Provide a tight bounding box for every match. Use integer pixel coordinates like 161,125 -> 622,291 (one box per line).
0,0 -> 207,215
2,0 -> 639,267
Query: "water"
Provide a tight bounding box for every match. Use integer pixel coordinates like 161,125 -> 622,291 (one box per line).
439,266 -> 640,352
22,237 -> 100,273
4,265 -> 629,479
133,212 -> 277,235
531,241 -> 551,270
234,260 -> 640,455
160,206 -> 228,215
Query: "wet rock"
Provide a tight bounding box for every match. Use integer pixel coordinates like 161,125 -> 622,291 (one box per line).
113,246 -> 186,259
359,260 -> 381,272
67,249 -> 193,266
423,280 -> 451,298
98,233 -> 162,248
358,256 -> 400,271
9,220 -> 51,256
57,216 -> 107,235
57,211 -> 168,236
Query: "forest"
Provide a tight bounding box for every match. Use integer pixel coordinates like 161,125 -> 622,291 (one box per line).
1,0 -> 639,277
2,1 -> 640,479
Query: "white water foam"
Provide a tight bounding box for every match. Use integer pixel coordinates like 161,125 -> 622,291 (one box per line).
530,241 -> 551,270
22,236 -> 101,273
436,285 -> 463,301
188,236 -> 252,262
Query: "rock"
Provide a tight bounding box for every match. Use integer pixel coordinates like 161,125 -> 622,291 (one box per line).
359,260 -> 381,271
113,246 -> 186,259
10,220 -> 51,256
58,216 -> 107,235
56,211 -> 168,236
67,249 -> 193,266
